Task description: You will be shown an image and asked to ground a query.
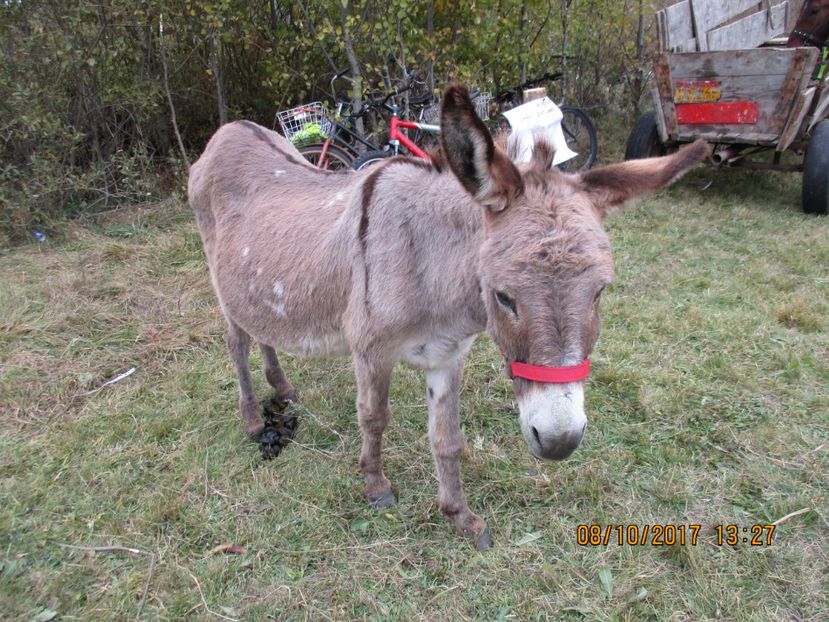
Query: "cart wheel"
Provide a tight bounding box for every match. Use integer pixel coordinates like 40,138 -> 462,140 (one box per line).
624,111 -> 666,160
802,120 -> 829,215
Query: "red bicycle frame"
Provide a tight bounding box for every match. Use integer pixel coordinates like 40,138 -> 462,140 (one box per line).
388,116 -> 441,159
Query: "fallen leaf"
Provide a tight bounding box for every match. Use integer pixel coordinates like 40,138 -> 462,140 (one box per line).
514,531 -> 543,546
209,543 -> 246,556
32,609 -> 58,622
599,566 -> 613,598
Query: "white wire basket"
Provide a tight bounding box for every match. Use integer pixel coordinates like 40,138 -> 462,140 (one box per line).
275,102 -> 332,143
419,101 -> 441,124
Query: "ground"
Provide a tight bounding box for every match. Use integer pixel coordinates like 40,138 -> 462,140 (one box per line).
0,165 -> 827,621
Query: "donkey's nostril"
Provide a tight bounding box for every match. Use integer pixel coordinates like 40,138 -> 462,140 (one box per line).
532,426 -> 541,444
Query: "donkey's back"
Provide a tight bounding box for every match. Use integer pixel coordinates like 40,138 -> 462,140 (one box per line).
188,120 -> 355,256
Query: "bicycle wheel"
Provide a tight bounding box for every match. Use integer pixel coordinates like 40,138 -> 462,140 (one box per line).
297,143 -> 354,171
352,149 -> 393,170
557,106 -> 598,172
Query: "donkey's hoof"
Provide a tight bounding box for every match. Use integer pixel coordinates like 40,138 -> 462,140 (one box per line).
280,389 -> 299,405
245,422 -> 265,441
266,390 -> 298,411
368,490 -> 397,509
458,523 -> 493,551
473,526 -> 493,551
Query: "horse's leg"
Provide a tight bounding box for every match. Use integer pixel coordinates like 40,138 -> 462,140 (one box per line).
426,358 -> 491,550
354,355 -> 396,508
224,319 -> 264,439
259,343 -> 298,405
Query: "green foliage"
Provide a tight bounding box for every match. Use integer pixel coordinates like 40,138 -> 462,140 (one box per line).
0,0 -> 657,244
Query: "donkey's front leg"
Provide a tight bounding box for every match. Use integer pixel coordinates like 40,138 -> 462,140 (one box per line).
426,360 -> 492,550
354,356 -> 396,509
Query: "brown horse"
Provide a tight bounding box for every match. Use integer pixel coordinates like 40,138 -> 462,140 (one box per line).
787,0 -> 829,47
188,84 -> 708,548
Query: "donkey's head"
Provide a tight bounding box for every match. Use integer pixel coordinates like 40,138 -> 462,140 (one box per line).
440,85 -> 708,461
787,0 -> 829,47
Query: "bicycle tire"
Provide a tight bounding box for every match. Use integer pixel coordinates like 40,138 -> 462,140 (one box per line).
351,149 -> 393,170
557,106 -> 598,172
297,143 -> 354,171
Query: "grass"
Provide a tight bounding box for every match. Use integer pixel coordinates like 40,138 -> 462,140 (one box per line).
1,166 -> 827,621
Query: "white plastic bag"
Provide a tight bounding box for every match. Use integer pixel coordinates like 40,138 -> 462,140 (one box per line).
501,97 -> 577,166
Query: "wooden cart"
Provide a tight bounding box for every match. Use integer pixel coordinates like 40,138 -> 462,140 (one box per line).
625,0 -> 829,214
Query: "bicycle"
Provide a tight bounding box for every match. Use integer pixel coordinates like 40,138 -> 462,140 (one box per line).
494,71 -> 598,172
274,69 -> 380,170
350,88 -> 491,170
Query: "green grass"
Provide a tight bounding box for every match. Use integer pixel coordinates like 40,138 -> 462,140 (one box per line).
1,169 -> 827,621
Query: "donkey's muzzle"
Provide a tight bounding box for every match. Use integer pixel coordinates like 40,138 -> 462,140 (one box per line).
530,423 -> 585,461
518,381 -> 587,461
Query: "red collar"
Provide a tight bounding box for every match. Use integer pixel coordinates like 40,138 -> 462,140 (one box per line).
510,358 -> 591,383
499,346 -> 591,383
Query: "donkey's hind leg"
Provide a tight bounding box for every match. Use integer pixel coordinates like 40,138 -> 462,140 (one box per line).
354,355 -> 396,509
224,319 -> 264,439
259,344 -> 298,405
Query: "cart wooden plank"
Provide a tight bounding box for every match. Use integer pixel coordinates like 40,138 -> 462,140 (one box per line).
768,47 -> 819,134
654,54 -> 678,137
691,0 -> 766,51
675,131 -> 780,145
777,86 -> 817,151
659,48 -> 818,140
651,87 -> 669,143
809,89 -> 829,131
706,3 -> 788,52
658,1 -> 696,52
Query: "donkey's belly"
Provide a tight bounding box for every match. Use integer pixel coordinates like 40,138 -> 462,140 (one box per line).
400,335 -> 477,370
277,331 -> 350,358
213,251 -> 350,359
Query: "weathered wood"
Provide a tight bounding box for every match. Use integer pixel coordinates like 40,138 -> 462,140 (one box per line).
808,88 -> 829,130
690,0 -> 764,52
657,10 -> 667,52
663,48 -> 812,135
675,131 -> 780,145
668,48 -> 801,78
706,2 -> 789,51
660,1 -> 697,52
654,54 -> 679,136
777,86 -> 816,150
768,47 -> 819,134
652,86 -> 669,143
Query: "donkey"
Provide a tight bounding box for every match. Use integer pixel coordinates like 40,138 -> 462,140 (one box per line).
188,84 -> 708,548
787,0 -> 829,48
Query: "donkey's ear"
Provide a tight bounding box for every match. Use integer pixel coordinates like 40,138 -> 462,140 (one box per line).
580,139 -> 710,219
440,83 -> 523,213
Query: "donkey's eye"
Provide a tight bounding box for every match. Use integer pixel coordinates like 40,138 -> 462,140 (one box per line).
495,290 -> 518,316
